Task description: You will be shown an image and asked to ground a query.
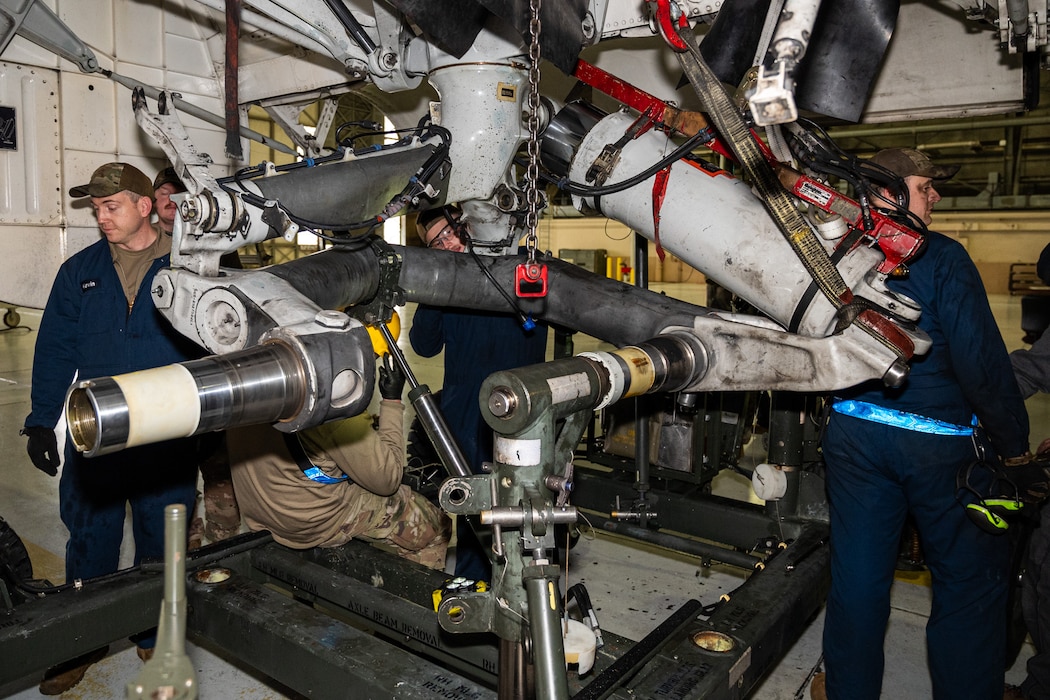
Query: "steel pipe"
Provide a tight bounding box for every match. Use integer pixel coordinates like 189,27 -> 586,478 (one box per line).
379,323 -> 472,479
523,565 -> 569,700
67,341 -> 305,456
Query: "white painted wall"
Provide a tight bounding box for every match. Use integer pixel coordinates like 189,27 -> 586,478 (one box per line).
0,0 -> 247,309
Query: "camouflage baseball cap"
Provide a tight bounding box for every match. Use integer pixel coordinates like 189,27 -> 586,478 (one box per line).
870,148 -> 959,181
69,162 -> 155,199
152,166 -> 186,193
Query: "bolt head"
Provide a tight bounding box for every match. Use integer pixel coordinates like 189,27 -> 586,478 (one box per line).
488,388 -> 517,418
315,310 -> 351,329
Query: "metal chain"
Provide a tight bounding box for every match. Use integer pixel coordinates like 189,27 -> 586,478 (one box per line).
524,0 -> 542,264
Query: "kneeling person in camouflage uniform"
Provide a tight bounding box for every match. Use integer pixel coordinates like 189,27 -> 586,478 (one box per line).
227,360 -> 450,569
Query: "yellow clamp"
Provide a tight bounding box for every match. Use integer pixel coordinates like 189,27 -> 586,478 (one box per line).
365,310 -> 400,356
432,577 -> 489,611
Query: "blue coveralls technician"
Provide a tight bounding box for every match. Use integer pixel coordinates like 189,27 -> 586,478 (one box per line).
409,207 -> 548,581
20,162 -> 202,680
816,149 -> 1031,700
1007,241 -> 1050,700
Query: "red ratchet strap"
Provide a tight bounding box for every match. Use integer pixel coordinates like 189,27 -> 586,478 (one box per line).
651,167 -> 671,261
573,60 -> 671,125
647,0 -> 689,52
571,60 -> 775,166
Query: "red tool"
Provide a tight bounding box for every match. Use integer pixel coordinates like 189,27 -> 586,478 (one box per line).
515,262 -> 548,298
777,168 -> 925,275
571,59 -> 774,165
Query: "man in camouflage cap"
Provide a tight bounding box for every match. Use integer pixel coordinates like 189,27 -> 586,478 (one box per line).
21,161 -> 203,693
152,165 -> 187,235
66,161 -> 159,255
868,147 -> 960,226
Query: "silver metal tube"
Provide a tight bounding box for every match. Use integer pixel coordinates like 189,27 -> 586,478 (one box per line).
379,324 -> 420,389
127,504 -> 197,698
523,567 -> 569,700
104,70 -> 298,156
67,341 -> 305,457
158,504 -> 190,667
768,0 -> 821,64
188,343 -> 306,433
481,505 -> 578,528
408,386 -> 472,479
378,322 -> 472,478
497,638 -> 528,700
1006,0 -> 1030,38
165,504 -> 186,611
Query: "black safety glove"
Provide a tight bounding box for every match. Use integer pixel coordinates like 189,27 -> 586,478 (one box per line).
1002,452 -> 1050,505
21,426 -> 60,477
378,353 -> 406,400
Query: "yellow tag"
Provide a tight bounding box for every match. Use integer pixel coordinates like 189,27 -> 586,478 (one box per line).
496,82 -> 518,102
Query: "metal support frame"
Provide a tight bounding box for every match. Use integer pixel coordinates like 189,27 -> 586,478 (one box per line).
573,465 -> 818,550
188,551 -> 493,698
7,331 -> 833,700
600,525 -> 829,699
250,544 -> 501,682
0,532 -> 269,684
0,507 -> 828,700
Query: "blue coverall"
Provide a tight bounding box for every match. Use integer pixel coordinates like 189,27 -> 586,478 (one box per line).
409,305 -> 547,580
1012,328 -> 1050,700
25,238 -> 202,583
1010,241 -> 1050,700
822,230 -> 1029,700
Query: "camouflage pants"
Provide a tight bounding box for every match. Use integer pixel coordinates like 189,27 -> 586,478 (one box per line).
335,484 -> 451,570
189,434 -> 241,548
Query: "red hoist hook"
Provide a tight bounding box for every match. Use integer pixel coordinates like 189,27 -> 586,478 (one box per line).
647,0 -> 689,52
515,261 -> 549,298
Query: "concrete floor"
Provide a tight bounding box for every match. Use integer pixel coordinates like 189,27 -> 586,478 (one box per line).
0,284 -> 1047,698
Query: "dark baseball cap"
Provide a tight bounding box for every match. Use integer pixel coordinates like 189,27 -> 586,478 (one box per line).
69,162 -> 155,199
152,166 -> 186,193
869,148 -> 959,181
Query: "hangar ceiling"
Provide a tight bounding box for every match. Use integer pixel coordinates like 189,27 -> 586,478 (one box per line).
211,1 -> 1050,214
826,70 -> 1050,210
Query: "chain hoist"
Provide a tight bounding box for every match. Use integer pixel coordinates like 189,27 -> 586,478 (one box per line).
515,0 -> 549,298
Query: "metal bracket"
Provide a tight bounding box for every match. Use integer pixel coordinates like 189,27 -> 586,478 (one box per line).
133,88 -> 223,200
437,590 -> 496,634
747,60 -> 798,126
260,200 -> 301,241
346,237 -> 404,326
439,475 -> 495,516
263,103 -> 328,158
0,0 -> 98,72
369,0 -> 422,92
